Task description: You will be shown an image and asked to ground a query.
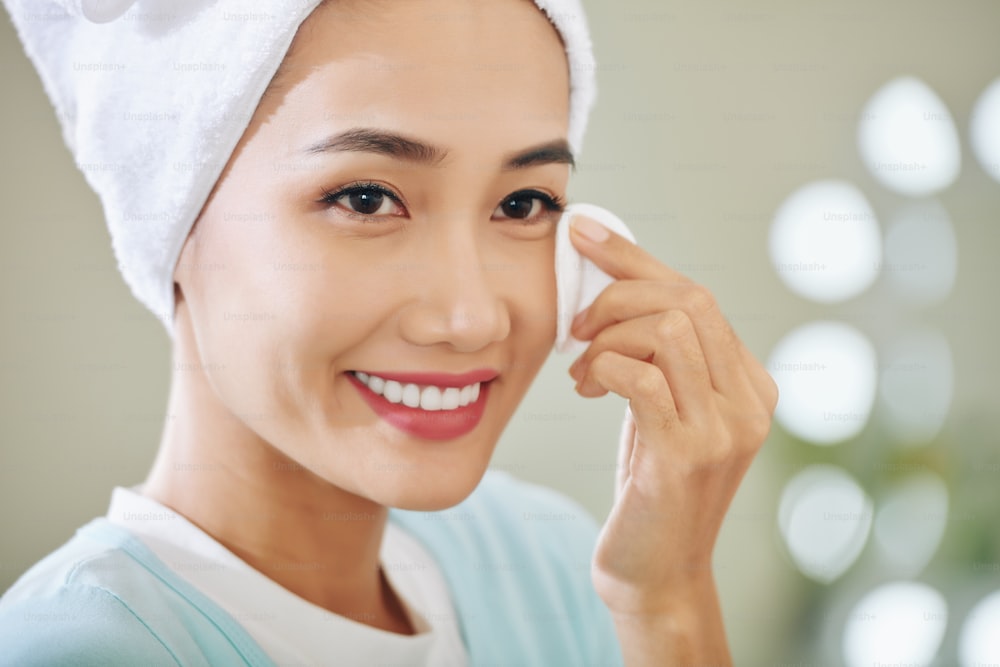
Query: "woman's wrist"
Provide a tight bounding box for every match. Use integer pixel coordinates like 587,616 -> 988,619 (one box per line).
593,554 -> 718,616
603,573 -> 733,667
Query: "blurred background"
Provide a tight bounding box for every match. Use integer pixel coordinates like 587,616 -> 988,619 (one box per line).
2,0 -> 999,664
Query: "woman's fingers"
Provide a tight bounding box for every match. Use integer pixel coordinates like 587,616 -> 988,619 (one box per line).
730,343 -> 780,450
570,304 -> 776,455
572,311 -> 714,423
569,216 -> 689,284
578,350 -> 680,435
568,216 -> 775,408
738,340 -> 780,414
572,280 -> 747,398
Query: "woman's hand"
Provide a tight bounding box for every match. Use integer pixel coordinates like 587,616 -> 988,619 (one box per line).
566,216 -> 779,666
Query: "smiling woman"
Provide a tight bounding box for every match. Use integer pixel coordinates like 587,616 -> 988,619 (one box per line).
0,0 -> 778,665
160,0 -> 576,522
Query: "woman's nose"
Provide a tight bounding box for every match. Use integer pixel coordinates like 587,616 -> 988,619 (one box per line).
396,231 -> 511,353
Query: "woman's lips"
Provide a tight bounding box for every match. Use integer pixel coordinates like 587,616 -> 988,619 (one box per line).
347,370 -> 496,441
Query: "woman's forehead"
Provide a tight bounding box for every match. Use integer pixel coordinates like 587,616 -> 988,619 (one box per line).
253,0 -> 571,162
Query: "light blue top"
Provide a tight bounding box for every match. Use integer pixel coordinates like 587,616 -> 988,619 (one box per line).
0,472 -> 623,666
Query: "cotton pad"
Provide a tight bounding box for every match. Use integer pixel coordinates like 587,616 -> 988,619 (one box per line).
554,203 -> 637,354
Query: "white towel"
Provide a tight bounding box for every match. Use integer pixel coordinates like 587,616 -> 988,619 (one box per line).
554,204 -> 638,354
3,0 -> 599,337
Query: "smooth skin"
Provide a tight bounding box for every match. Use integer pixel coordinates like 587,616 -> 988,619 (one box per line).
143,0 -> 778,663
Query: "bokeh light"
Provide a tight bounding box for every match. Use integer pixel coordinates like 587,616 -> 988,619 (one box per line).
873,472 -> 948,577
970,77 -> 1000,183
768,321 -> 878,444
858,76 -> 961,196
842,581 -> 947,667
882,201 -> 957,305
778,465 -> 872,583
959,590 -> 1000,666
769,180 -> 881,303
878,328 -> 953,445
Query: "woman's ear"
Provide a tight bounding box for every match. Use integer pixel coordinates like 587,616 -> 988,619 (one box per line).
171,217 -> 206,317
172,235 -> 193,296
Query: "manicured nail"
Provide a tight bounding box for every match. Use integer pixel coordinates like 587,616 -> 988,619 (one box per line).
571,216 -> 609,243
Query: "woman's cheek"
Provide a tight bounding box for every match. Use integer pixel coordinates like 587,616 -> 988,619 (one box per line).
508,238 -> 558,341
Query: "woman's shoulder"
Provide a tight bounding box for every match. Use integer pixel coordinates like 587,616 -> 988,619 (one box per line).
0,518 -> 275,666
0,519 -> 181,665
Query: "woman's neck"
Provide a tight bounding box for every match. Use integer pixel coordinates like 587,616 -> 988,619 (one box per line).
142,311 -> 414,635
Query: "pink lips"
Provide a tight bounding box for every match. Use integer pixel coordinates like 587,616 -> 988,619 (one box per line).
348,369 -> 498,441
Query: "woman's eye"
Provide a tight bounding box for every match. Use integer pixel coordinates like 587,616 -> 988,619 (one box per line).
321,184 -> 405,218
493,190 -> 565,223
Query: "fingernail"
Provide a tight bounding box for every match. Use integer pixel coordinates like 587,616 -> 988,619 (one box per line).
571,307 -> 589,331
571,216 -> 609,243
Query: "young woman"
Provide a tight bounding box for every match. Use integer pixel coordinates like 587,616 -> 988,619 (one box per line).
0,0 -> 778,664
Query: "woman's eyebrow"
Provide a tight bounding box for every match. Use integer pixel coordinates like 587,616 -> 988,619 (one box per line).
303,127 -> 575,170
504,140 -> 576,171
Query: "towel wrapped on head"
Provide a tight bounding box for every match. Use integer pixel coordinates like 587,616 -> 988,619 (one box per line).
4,0 -> 632,352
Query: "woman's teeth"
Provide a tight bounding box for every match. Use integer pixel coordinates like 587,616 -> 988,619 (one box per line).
353,371 -> 481,411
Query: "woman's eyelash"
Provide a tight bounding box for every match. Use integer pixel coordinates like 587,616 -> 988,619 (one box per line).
508,189 -> 568,213
318,182 -> 401,207
317,183 -> 567,218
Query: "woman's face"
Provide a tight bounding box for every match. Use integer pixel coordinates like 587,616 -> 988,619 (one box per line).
173,0 -> 571,510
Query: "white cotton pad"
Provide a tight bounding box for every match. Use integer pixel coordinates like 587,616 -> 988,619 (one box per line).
554,203 -> 637,354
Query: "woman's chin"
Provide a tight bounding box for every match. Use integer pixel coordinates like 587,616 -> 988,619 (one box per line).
368,466 -> 489,513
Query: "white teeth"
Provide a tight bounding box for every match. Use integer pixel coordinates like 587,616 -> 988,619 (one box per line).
420,386 -> 442,411
353,372 -> 484,411
401,384 -> 421,408
383,380 -> 403,404
441,387 -> 461,410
